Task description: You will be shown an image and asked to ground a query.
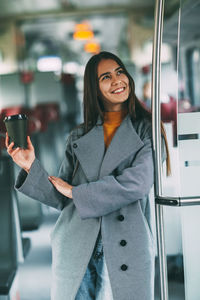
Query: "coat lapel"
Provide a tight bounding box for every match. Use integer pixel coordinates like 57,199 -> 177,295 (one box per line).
72,122 -> 105,182
72,116 -> 144,181
99,116 -> 144,178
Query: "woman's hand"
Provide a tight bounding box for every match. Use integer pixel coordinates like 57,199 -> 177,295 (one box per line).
6,133 -> 35,173
48,176 -> 73,199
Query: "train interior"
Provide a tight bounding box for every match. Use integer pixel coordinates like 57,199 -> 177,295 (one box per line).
0,0 -> 200,299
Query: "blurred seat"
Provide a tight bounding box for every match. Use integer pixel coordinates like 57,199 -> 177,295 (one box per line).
0,113 -> 6,156
33,102 -> 60,132
32,102 -> 62,175
0,156 -> 18,296
17,194 -> 43,231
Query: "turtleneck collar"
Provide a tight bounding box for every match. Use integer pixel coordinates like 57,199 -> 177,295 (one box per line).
103,109 -> 128,125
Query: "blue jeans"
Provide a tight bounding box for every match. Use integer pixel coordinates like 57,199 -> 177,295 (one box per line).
75,234 -> 113,300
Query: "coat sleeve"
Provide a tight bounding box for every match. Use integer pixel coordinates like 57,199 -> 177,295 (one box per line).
15,134 -> 74,210
72,132 -> 154,219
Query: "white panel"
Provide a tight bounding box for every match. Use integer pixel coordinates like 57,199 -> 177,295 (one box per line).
0,74 -> 25,109
181,206 -> 200,300
178,112 -> 200,197
178,112 -> 200,299
178,112 -> 200,134
162,123 -> 182,255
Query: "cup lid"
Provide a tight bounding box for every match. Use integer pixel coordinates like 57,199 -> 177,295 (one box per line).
4,114 -> 27,122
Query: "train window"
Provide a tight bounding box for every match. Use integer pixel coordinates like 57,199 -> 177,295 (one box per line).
185,48 -> 200,107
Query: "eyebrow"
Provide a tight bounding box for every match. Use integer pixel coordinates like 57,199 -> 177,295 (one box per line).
98,66 -> 122,80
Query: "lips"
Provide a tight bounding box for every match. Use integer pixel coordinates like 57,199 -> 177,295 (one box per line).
112,87 -> 125,94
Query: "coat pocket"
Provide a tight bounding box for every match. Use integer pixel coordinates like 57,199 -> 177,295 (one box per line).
50,202 -> 75,242
137,201 -> 155,249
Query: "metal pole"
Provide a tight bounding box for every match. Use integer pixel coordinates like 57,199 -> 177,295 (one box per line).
152,0 -> 164,194
155,204 -> 168,300
152,0 -> 169,299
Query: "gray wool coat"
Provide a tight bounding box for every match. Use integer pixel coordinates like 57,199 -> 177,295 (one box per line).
15,115 -> 155,300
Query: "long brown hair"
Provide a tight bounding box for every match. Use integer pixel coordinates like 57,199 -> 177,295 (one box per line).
83,51 -> 171,175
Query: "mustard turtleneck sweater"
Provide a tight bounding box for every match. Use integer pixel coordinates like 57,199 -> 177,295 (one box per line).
103,110 -> 128,149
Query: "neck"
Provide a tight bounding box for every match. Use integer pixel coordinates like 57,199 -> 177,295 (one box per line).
104,103 -> 127,112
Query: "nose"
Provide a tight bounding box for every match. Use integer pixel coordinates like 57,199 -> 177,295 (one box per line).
111,75 -> 121,85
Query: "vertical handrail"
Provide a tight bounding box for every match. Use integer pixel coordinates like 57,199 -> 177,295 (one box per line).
152,0 -> 169,300
152,0 -> 164,195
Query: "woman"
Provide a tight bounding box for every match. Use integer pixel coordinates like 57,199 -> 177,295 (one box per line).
6,51 -> 170,300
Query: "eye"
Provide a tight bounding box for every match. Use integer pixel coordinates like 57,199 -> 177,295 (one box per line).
102,74 -> 111,81
117,69 -> 125,75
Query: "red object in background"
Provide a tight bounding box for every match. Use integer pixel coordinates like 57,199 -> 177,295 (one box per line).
1,106 -> 23,118
0,105 -> 42,140
0,102 -> 60,154
33,103 -> 60,132
20,71 -> 34,84
61,73 -> 75,84
161,96 -> 177,123
141,65 -> 150,75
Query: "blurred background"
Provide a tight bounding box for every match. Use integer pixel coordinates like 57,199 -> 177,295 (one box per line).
0,0 -> 200,299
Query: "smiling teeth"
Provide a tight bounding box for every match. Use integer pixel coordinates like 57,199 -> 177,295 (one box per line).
113,88 -> 124,93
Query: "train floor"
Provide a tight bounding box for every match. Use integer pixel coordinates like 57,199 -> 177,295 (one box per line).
17,208 -> 184,300
18,207 -> 59,300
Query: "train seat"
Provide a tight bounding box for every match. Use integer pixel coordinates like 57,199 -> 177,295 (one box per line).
0,157 -> 18,295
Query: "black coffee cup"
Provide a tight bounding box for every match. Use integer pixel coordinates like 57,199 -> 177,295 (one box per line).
4,114 -> 28,149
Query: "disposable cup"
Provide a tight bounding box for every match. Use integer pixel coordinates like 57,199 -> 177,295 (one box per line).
4,114 -> 28,149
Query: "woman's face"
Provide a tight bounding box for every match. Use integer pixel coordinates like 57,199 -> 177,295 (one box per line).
97,59 -> 130,112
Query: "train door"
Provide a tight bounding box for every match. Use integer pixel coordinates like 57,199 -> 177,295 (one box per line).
153,0 -> 200,299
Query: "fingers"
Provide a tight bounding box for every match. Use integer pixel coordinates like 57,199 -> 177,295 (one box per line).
48,176 -> 56,183
48,176 -> 58,188
48,176 -> 61,184
27,136 -> 34,150
6,134 -> 33,150
5,132 -> 9,148
49,176 -> 62,181
5,132 -> 12,149
48,176 -> 63,186
5,133 -> 17,154
11,147 -> 20,157
6,134 -> 21,157
7,141 -> 15,155
48,176 -> 56,181
7,140 -> 20,157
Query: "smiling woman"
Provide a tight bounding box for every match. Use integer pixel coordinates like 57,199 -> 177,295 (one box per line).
7,51 -> 170,300
98,59 -> 130,112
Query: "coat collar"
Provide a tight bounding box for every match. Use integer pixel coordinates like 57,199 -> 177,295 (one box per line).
72,115 -> 144,181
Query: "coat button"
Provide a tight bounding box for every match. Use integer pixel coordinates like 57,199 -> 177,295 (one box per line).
120,240 -> 127,247
117,215 -> 124,222
73,143 -> 78,149
121,264 -> 128,271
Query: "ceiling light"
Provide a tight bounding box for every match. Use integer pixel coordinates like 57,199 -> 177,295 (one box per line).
84,41 -> 100,54
73,22 -> 94,40
37,56 -> 62,72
